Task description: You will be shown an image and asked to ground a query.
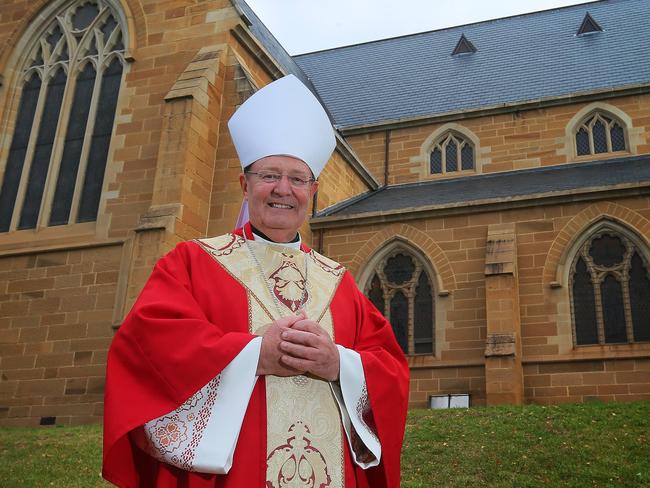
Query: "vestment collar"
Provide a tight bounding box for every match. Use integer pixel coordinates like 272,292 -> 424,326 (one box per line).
238,222 -> 309,252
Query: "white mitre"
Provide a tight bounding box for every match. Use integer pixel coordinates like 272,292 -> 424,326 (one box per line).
227,74 -> 336,178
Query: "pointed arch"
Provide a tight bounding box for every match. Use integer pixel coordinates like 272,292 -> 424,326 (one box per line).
411,122 -> 486,178
358,237 -> 440,356
0,0 -> 129,233
543,202 -> 650,353
566,102 -> 640,158
544,202 -> 650,287
565,220 -> 650,345
357,237 -> 439,292
0,0 -> 142,77
349,223 -> 456,294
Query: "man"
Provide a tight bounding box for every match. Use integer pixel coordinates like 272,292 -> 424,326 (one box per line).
103,75 -> 409,487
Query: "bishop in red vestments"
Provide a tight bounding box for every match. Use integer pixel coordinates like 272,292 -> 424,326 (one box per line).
103,75 -> 409,488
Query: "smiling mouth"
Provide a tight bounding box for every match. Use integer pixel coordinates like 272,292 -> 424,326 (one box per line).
268,203 -> 294,209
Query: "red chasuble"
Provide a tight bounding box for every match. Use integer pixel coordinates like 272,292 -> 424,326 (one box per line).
103,225 -> 409,487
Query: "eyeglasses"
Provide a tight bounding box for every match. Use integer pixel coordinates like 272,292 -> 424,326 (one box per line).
246,171 -> 315,188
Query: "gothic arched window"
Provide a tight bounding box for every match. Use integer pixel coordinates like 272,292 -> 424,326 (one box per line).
570,228 -> 650,345
0,0 -> 126,233
365,249 -> 435,355
430,131 -> 475,175
574,112 -> 627,157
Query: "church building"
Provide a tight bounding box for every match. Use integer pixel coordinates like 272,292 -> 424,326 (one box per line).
0,0 -> 649,426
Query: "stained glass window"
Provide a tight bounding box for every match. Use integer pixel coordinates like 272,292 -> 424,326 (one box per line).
50,63 -> 96,226
572,257 -> 598,345
611,123 -> 626,152
414,272 -> 434,354
0,0 -> 126,232
390,291 -> 409,353
368,274 -> 385,316
570,229 -> 650,345
18,69 -> 68,230
589,234 -> 625,267
429,131 -> 475,175
461,144 -> 474,170
445,139 -> 458,172
576,128 -> 590,156
629,253 -> 650,342
78,58 -> 123,222
430,148 -> 442,174
364,248 -> 436,355
384,253 -> 415,285
592,119 -> 608,154
574,112 -> 627,157
0,75 -> 41,232
600,275 -> 627,343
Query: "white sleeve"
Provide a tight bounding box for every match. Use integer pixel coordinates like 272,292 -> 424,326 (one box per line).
329,345 -> 381,469
138,337 -> 262,474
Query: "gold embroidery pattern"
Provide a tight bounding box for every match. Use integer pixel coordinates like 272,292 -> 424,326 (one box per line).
269,259 -> 308,312
195,234 -> 244,257
292,375 -> 310,387
309,252 -> 345,277
195,234 -> 346,486
266,422 -> 331,488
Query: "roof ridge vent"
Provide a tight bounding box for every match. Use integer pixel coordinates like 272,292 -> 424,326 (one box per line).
452,34 -> 477,55
577,12 -> 603,35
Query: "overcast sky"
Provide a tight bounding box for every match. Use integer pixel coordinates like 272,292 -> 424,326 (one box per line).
246,0 -> 596,54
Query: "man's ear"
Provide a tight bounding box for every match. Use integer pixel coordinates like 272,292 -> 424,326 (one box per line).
310,180 -> 319,198
239,173 -> 248,198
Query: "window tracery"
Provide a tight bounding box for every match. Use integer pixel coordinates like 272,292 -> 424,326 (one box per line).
429,131 -> 475,175
570,228 -> 650,345
364,249 -> 435,355
0,0 -> 126,232
574,111 -> 626,157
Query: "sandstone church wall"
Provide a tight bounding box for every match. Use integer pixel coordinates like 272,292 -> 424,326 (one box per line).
319,196 -> 650,408
0,0 -> 379,426
346,94 -> 650,185
1,0 -> 649,425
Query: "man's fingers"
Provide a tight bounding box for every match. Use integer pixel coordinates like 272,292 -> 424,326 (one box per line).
280,341 -> 317,360
281,354 -> 311,371
281,328 -> 319,346
291,319 -> 323,334
273,314 -> 303,328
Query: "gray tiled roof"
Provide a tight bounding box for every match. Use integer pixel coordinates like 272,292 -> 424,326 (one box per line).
316,155 -> 650,217
294,0 -> 650,129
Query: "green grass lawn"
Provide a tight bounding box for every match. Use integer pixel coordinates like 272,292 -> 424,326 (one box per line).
1,401 -> 648,487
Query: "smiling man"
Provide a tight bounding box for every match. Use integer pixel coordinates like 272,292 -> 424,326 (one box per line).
242,155 -> 317,244
103,75 -> 409,488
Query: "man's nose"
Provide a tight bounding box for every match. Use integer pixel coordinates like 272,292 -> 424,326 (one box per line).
272,175 -> 293,194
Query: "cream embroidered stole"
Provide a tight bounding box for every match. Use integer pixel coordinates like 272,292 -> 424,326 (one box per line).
198,233 -> 347,488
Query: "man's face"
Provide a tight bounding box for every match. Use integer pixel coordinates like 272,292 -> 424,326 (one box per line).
240,155 -> 319,242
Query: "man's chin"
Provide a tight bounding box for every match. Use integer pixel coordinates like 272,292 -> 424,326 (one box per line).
255,218 -> 301,236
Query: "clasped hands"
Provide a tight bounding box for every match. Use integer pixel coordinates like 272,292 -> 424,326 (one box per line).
255,310 -> 339,381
